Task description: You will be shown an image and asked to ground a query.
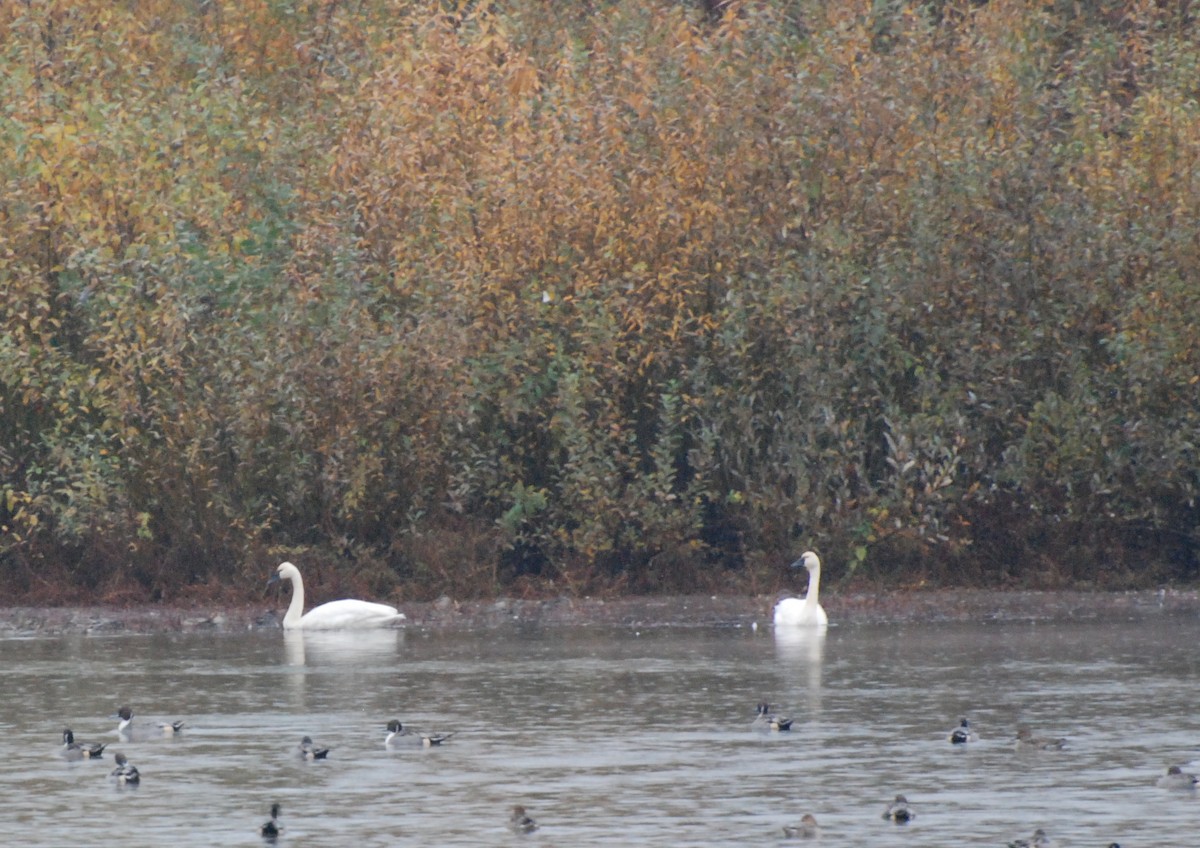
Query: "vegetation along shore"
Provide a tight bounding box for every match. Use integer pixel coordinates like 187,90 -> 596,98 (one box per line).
2,2 -> 1198,605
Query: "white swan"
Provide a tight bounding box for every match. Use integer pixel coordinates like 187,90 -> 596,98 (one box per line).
269,561 -> 405,630
773,551 -> 828,628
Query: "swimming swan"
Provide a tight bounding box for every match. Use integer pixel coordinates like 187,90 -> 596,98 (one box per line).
269,561 -> 405,630
773,552 -> 828,628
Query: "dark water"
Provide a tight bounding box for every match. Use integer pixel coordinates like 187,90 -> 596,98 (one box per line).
2,618 -> 1198,846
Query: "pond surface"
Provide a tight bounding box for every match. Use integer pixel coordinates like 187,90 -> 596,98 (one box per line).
2,616 -> 1197,846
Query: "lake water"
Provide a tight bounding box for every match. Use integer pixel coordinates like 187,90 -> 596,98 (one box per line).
2,616 -> 1197,846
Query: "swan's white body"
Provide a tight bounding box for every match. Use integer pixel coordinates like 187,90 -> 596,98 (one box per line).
773,551 -> 828,628
271,561 -> 405,630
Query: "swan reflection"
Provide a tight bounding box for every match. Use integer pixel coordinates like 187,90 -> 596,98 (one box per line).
284,630 -> 307,667
773,625 -> 825,712
283,628 -> 404,668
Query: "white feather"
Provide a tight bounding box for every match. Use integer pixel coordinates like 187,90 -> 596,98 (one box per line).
273,561 -> 405,630
773,551 -> 828,628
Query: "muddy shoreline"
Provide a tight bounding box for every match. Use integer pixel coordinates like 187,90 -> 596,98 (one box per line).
1,588 -> 1197,635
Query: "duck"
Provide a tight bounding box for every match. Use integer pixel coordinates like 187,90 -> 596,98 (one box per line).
298,735 -> 330,760
384,719 -> 454,747
115,705 -> 135,736
109,752 -> 140,786
1156,765 -> 1198,789
508,805 -> 539,834
62,729 -> 106,760
268,561 -> 406,630
949,717 -> 978,744
1015,726 -> 1066,751
781,813 -> 820,839
752,702 -> 794,732
881,794 -> 915,823
1006,828 -> 1055,848
260,803 -> 283,840
773,552 -> 828,628
114,705 -> 184,739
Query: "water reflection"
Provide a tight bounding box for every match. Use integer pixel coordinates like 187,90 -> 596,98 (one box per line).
283,629 -> 305,666
281,629 -> 406,705
283,628 -> 405,668
772,626 -> 824,713
772,626 -> 825,665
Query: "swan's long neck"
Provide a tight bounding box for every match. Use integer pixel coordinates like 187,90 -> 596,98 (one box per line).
804,565 -> 821,608
283,572 -> 306,628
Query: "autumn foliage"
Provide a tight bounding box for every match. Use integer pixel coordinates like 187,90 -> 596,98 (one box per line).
1,0 -> 1198,602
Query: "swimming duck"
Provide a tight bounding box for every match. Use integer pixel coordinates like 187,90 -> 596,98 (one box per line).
773,552 -> 829,628
753,702 -> 794,732
1006,828 -> 1055,848
109,752 -> 140,786
114,705 -> 184,739
1015,726 -> 1066,751
509,805 -> 539,834
62,729 -> 106,760
781,813 -> 820,839
384,719 -> 454,747
298,735 -> 330,760
881,794 -> 915,823
949,717 -> 978,744
269,561 -> 405,630
1156,765 -> 1198,790
115,705 -> 134,735
260,803 -> 283,840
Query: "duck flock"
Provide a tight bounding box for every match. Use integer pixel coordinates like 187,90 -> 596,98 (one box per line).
59,702 -> 538,841
59,698 -> 1191,844
57,705 -> 482,844
753,705 -> 1177,846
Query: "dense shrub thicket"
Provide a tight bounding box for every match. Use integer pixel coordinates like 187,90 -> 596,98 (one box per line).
1,0 -> 1198,602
